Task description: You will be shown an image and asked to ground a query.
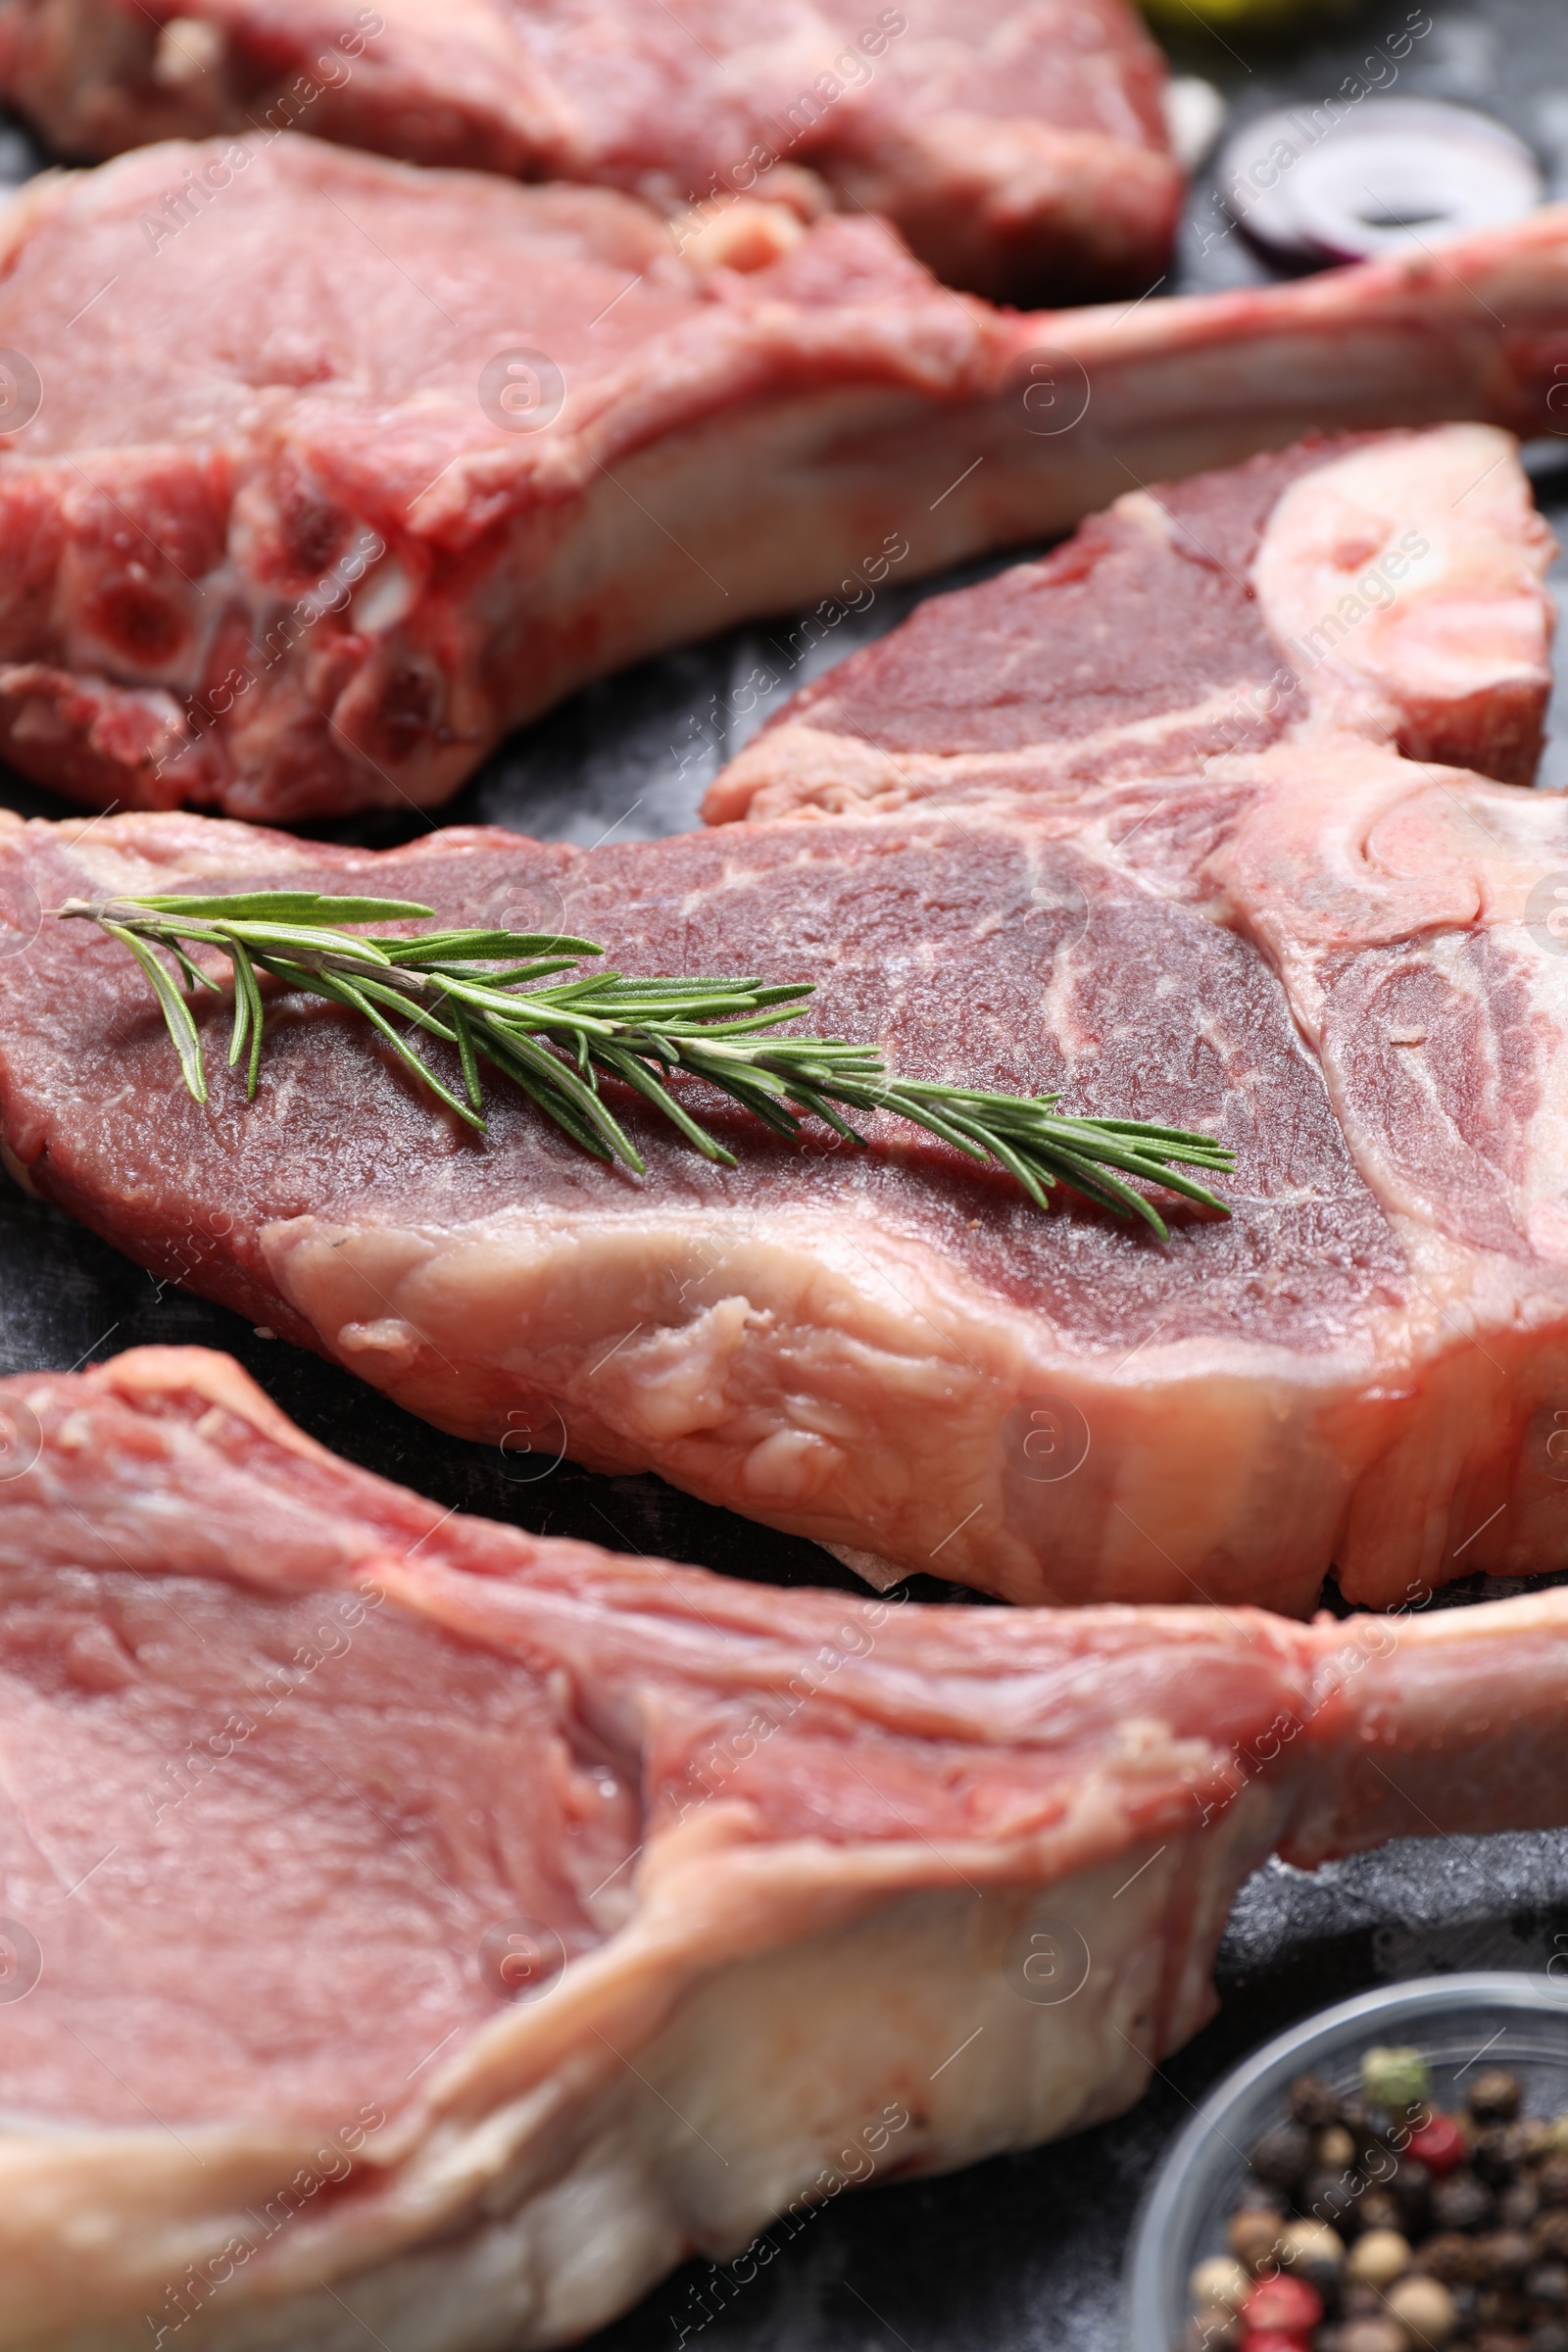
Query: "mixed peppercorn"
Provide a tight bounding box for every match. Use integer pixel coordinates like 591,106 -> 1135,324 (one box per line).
1183,2047 -> 1568,2352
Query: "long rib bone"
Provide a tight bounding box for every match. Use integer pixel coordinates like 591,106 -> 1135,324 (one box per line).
0,1344 -> 1563,2351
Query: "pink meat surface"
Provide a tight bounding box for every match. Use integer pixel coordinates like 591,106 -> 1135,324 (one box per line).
0,0 -> 1182,306
707,426 -> 1558,821
0,140 -> 1565,822
5,1343 -> 1568,2350
2,423 -> 1566,1615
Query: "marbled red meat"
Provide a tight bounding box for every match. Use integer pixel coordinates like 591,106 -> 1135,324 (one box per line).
0,137 -> 1565,822
9,1344 -> 1568,2349
0,424 -> 1563,1615
724,443 -> 1340,770
0,0 -> 1182,305
708,426 -> 1556,820
0,804 -> 1407,1613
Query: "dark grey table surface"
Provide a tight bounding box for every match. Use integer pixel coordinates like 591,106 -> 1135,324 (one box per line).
4,4 -> 1568,2344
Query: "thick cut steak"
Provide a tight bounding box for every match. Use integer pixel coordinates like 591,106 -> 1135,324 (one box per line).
0,425 -> 1565,1616
0,0 -> 1183,306
8,1345 -> 1568,2350
0,802 -> 1403,1614
0,137 -> 1565,822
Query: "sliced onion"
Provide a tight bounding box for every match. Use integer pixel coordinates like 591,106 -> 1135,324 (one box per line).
1218,97 -> 1544,265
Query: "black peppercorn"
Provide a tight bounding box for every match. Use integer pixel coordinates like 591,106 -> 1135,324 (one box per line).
1476,2232 -> 1538,2284
1301,2168 -> 1361,2231
1437,2174 -> 1499,2233
1503,2182 -> 1544,2231
1290,2072 -> 1344,2130
1359,2189 -> 1404,2235
1391,2156 -> 1436,2235
1470,2072 -> 1525,2125
1250,2120 -> 1314,2191
1529,2265 -> 1568,2311
1476,2129 -> 1533,2188
1420,2231 -> 1487,2284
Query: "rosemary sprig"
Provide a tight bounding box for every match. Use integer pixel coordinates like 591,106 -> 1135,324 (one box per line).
54,891 -> 1236,1237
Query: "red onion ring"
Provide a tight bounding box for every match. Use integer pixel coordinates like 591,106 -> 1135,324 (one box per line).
1218,97 -> 1544,265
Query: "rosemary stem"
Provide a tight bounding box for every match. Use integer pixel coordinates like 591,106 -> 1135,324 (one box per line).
52,891 -> 1237,1237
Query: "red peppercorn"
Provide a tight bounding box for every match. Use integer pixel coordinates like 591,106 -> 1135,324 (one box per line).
1242,2277 -> 1323,2334
1405,2111 -> 1468,2176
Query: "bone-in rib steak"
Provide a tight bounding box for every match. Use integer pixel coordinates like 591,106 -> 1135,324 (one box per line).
2,426 -> 1567,1614
0,0 -> 1183,306
0,134 -> 1565,823
707,423 -> 1559,822
10,1343 -> 1568,2351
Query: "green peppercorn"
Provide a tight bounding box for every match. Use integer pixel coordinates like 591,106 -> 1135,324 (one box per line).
1362,2046 -> 1432,2117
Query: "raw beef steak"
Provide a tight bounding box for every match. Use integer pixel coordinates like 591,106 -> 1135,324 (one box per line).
0,424 -> 1564,1617
0,136 -> 1564,823
0,0 -> 1184,306
8,1343 -> 1568,2350
706,425 -> 1559,821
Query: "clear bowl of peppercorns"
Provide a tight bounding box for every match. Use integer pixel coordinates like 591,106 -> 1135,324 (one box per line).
1124,1972 -> 1568,2352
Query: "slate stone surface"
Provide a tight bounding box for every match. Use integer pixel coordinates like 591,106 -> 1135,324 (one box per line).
1,5 -> 1566,2342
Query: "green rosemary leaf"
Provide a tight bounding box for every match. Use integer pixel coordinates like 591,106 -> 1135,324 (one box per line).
1021,1123 -> 1215,1190
421,957 -> 591,991
1107,1158 -> 1234,1214
669,1045 -> 804,1138
876,1093 -> 993,1166
238,946 -> 267,1100
166,941 -> 220,999
514,970 -> 632,1008
344,971 -> 461,1047
133,892 -> 437,924
106,922 -> 210,1104
450,1003 -> 484,1113
1071,1115 -> 1227,1145
483,1022 -> 645,1169
681,1006 -> 827,1040
956,1122 -> 1055,1215
375,930 -> 602,965
772,1085 -> 865,1147
1040,1151 -> 1169,1232
593,1043 -> 738,1164
226,938 -> 257,1080
222,921 -> 400,964
334,979 -> 485,1134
